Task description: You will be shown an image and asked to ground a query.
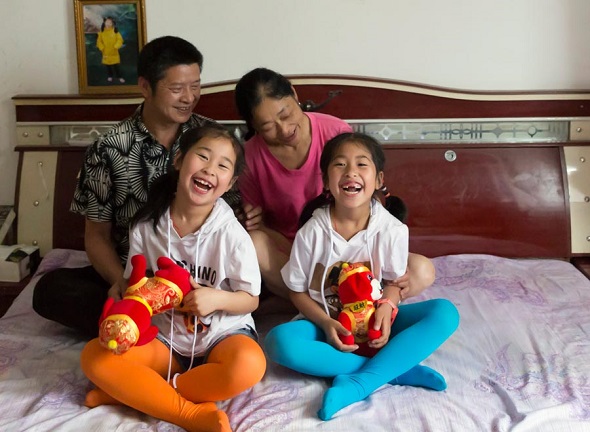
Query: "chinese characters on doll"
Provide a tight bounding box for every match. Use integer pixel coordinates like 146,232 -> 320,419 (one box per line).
335,262 -> 399,357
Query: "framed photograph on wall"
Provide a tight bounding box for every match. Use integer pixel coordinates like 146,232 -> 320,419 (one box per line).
74,0 -> 147,95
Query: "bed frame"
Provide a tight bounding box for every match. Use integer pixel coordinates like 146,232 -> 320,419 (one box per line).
6,77 -> 590,432
12,77 -> 590,267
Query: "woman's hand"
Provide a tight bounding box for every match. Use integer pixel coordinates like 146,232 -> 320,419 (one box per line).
241,203 -> 263,231
391,271 -> 410,300
393,253 -> 436,299
319,316 -> 359,353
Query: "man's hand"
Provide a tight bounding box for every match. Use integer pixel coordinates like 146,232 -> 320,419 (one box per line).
85,219 -> 125,293
107,278 -> 127,301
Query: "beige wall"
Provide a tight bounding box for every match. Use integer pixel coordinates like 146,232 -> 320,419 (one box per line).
1,0 -> 590,205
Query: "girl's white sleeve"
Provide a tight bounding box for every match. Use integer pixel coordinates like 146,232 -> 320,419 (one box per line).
225,229 -> 261,296
281,229 -> 313,293
381,223 -> 409,281
123,227 -> 145,279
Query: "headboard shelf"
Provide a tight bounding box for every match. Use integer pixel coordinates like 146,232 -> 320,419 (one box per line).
13,75 -> 590,121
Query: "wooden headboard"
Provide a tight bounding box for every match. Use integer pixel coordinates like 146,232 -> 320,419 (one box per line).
12,76 -> 590,260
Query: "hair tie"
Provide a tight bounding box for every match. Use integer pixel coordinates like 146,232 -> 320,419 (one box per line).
380,185 -> 391,198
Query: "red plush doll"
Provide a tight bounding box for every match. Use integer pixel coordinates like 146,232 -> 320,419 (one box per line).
336,262 -> 399,357
98,254 -> 192,355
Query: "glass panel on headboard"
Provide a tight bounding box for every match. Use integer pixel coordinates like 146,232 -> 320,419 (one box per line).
46,122 -> 248,146
37,119 -> 570,146
351,120 -> 569,144
50,124 -> 117,146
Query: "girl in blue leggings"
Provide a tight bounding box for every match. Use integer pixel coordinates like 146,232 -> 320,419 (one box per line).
265,132 -> 460,420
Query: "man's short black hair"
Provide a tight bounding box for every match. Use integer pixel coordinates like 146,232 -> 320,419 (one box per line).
137,36 -> 203,91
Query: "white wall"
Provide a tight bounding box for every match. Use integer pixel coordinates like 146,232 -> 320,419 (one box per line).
1,0 -> 590,205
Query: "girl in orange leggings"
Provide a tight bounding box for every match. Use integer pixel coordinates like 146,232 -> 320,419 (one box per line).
80,125 -> 266,432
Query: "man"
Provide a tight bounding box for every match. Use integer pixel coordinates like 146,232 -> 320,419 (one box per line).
33,36 -> 213,338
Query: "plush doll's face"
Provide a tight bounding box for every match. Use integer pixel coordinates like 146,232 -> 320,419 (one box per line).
338,264 -> 382,304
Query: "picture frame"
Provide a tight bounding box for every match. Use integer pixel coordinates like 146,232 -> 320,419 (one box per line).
74,0 -> 147,95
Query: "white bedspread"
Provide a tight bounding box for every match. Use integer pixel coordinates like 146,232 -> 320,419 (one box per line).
1,250 -> 589,431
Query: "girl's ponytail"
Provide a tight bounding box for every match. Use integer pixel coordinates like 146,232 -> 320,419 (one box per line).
298,190 -> 333,228
380,185 -> 407,223
131,171 -> 178,232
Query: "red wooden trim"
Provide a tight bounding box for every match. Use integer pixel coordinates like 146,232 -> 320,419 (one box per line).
384,146 -> 569,258
15,145 -> 89,152
13,91 -> 590,123
13,152 -> 24,246
14,104 -> 138,123
294,86 -> 590,119
53,150 -> 86,251
14,76 -> 590,122
560,147 -> 573,257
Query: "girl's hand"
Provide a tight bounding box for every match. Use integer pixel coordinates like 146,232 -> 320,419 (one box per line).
319,317 -> 359,353
179,277 -> 220,317
289,291 -> 357,352
368,303 -> 394,349
368,284 -> 401,350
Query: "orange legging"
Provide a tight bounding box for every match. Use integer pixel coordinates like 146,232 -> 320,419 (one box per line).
80,334 -> 266,432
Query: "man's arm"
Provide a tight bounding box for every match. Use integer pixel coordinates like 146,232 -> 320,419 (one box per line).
84,219 -> 125,294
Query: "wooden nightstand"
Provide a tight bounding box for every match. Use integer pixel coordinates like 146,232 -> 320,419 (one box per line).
0,275 -> 32,317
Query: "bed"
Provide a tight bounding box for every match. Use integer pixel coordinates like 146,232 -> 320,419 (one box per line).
4,77 -> 590,431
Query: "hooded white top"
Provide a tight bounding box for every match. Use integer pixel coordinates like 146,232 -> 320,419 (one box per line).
281,200 -> 408,318
125,198 -> 260,357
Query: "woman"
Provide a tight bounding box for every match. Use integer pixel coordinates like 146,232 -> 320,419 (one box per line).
234,67 -> 434,301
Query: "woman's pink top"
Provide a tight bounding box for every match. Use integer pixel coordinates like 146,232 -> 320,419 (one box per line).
239,112 -> 352,240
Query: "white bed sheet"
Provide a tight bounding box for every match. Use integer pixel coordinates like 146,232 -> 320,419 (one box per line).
1,250 -> 589,432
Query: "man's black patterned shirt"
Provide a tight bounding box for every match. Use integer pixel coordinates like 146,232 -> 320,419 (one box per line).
70,105 -> 213,263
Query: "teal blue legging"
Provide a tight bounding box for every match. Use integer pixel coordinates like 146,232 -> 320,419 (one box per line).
265,299 -> 459,420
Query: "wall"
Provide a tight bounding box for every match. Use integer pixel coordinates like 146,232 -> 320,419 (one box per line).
1,0 -> 590,205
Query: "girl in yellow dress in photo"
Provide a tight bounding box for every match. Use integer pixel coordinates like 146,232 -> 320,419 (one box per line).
97,16 -> 125,83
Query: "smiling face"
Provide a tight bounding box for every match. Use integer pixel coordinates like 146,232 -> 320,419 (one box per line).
140,63 -> 201,127
175,136 -> 238,208
251,96 -> 310,148
326,141 -> 384,210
